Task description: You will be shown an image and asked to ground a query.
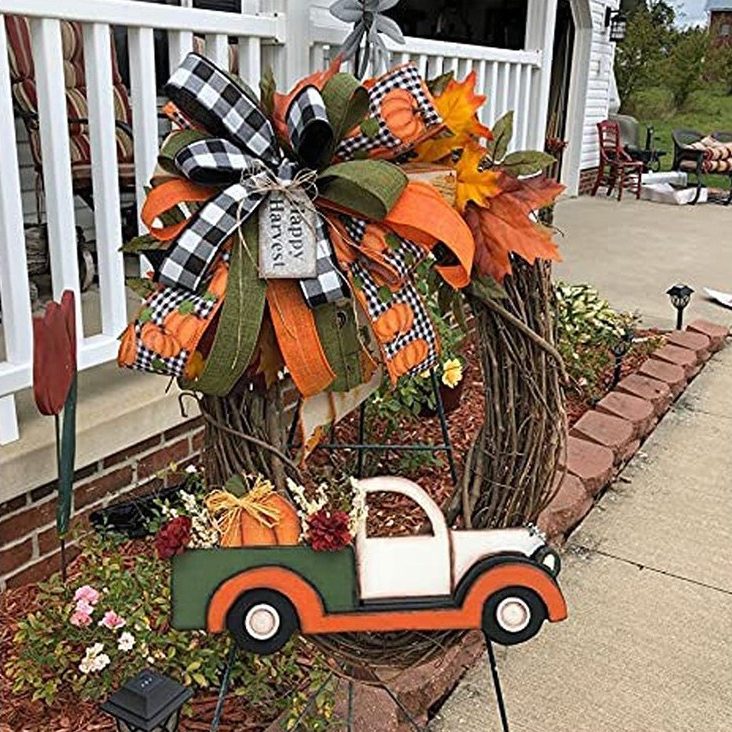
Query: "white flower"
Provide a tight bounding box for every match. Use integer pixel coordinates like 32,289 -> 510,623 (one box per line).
92,653 -> 111,672
78,643 -> 108,675
118,632 -> 135,652
185,464 -> 198,474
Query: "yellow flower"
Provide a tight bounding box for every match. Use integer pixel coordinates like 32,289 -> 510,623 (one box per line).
441,358 -> 463,388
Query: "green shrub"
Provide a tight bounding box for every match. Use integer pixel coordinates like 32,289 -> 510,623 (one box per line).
554,283 -> 638,401
622,86 -> 676,120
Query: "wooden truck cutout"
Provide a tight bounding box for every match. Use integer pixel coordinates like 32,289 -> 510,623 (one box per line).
172,477 -> 567,655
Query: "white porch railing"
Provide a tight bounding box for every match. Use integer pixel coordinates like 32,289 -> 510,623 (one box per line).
0,0 -> 553,445
308,5 -> 545,152
0,0 -> 284,444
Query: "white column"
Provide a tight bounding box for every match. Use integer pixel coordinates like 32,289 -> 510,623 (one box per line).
524,0 -> 558,151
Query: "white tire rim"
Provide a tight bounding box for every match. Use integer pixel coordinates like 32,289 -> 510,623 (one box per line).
495,597 -> 531,634
244,603 -> 281,641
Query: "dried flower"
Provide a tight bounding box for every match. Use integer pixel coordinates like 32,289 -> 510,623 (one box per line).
99,610 -> 126,630
155,516 -> 192,559
306,509 -> 352,551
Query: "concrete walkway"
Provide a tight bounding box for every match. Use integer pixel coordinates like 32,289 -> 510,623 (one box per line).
553,197 -> 732,330
430,345 -> 732,732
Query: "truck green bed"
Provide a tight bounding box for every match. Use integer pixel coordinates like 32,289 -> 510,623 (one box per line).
171,546 -> 357,629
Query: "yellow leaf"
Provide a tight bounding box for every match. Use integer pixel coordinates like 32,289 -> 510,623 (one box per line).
253,317 -> 284,388
454,144 -> 502,213
415,71 -> 492,162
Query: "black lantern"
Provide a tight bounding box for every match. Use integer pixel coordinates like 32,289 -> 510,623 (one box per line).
611,328 -> 634,387
101,669 -> 192,731
605,9 -> 628,42
666,284 -> 694,330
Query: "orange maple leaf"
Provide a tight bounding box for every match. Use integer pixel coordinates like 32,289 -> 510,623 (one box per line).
464,174 -> 565,282
454,143 -> 502,213
415,71 -> 493,162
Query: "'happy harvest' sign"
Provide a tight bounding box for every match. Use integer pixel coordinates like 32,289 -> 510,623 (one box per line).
259,190 -> 317,278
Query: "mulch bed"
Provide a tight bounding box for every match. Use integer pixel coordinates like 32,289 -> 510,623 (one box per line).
0,331 -> 667,731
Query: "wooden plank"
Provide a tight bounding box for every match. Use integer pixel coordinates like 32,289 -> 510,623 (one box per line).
0,18 -> 31,440
205,32 -> 228,68
0,0 -> 281,38
30,18 -> 82,325
127,26 -> 158,275
238,35 -> 261,87
168,29 -> 193,73
82,22 -> 126,338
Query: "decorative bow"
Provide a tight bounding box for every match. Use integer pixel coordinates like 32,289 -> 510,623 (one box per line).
153,53 -> 346,302
120,54 -> 475,402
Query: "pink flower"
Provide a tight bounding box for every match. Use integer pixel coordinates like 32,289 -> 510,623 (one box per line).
99,610 -> 126,630
70,611 -> 92,627
75,598 -> 95,616
74,585 -> 100,606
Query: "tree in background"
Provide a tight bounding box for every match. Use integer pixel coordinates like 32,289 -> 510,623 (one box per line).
615,1 -> 677,102
663,27 -> 709,108
705,43 -> 732,95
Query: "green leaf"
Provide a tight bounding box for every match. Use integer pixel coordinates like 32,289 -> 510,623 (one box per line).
121,233 -> 166,254
377,285 -> 392,304
471,276 -> 507,302
487,111 -> 514,163
126,278 -> 155,300
502,150 -> 556,176
426,71 -> 454,96
150,358 -> 167,371
224,474 -> 247,497
178,300 -> 195,315
259,67 -> 276,116
384,232 -> 401,250
138,308 -> 154,323
360,117 -> 380,138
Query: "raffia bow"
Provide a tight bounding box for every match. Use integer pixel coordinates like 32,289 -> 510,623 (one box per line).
205,478 -> 281,547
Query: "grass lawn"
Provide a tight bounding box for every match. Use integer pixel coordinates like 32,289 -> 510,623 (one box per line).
626,85 -> 732,190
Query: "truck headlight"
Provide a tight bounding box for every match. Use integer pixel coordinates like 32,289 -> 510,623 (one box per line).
533,546 -> 561,577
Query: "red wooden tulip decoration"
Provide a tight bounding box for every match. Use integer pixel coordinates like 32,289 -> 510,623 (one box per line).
32,290 -> 77,581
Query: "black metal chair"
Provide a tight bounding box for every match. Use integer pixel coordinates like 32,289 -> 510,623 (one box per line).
672,129 -> 732,206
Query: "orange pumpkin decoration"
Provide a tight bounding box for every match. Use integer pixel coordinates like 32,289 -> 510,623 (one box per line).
206,483 -> 301,548
380,89 -> 425,143
164,309 -> 203,350
390,338 -> 429,378
373,302 -> 414,342
117,323 -> 138,367
140,322 -> 181,359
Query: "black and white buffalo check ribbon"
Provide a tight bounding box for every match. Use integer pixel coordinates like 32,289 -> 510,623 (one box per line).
157,53 -> 348,305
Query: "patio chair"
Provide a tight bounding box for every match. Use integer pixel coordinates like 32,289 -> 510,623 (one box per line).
591,120 -> 643,201
672,129 -> 732,206
4,16 -> 138,236
610,113 -> 666,173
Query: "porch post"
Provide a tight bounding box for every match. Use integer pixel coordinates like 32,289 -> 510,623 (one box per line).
261,0 -> 309,87
524,0 -> 558,152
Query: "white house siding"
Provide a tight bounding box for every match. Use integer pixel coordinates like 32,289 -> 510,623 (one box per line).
579,0 -> 617,173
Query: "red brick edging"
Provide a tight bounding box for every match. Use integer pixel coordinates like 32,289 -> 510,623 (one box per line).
538,318 -> 730,542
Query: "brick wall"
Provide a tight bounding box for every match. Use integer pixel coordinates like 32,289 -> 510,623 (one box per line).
0,416 -> 204,591
578,167 -> 598,195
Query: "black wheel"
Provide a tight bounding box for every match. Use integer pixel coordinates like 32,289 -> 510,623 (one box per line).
226,589 -> 298,655
482,586 -> 547,646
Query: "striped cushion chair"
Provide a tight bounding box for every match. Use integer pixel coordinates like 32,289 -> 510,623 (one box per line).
672,129 -> 732,205
5,15 -> 136,218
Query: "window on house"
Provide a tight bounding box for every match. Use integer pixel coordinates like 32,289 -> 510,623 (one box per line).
720,23 -> 731,37
385,0 -> 528,50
